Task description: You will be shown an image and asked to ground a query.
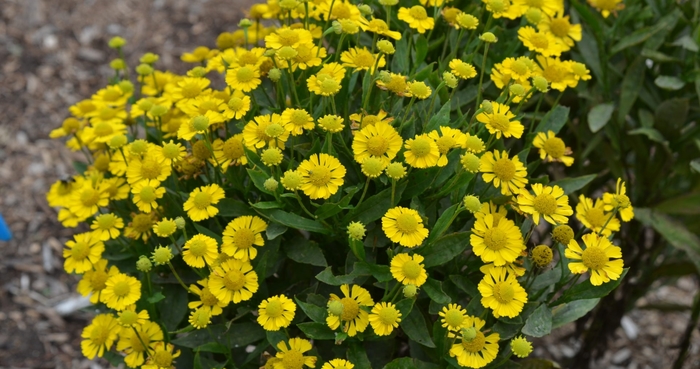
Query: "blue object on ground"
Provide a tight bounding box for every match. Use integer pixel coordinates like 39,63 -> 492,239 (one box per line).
0,213 -> 11,241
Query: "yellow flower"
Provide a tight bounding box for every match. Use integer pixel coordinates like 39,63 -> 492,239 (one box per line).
63,232 -> 104,274
125,212 -> 157,241
298,153 -> 346,200
513,0 -> 563,17
471,214 -> 525,266
518,26 -> 563,57
533,130 -> 574,166
326,284 -> 374,336
482,0 -> 525,20
322,359 -> 355,369
168,77 -> 211,107
208,259 -> 259,304
126,155 -> 172,186
258,294 -> 296,331
181,46 -> 214,63
213,134 -> 248,170
274,338 -> 317,369
142,342 -> 181,369
222,215 -> 268,260
382,206 -> 429,248
390,253 -> 428,286
407,81 -> 432,99
281,108 -> 315,136
131,179 -> 166,213
478,268 -> 528,318
576,195 -> 620,236
222,93 -> 251,120
76,259 -> 119,304
476,102 -> 524,139
450,59 -> 477,80
349,110 -> 393,130
117,305 -> 150,328
189,307 -> 212,329
116,320 -> 163,368
352,122 -> 403,166
439,303 -> 468,331
449,316 -> 500,368
81,314 -> 120,359
479,150 -> 528,195
404,134 -> 440,168
511,335 -> 533,358
427,127 -> 465,167
153,218 -> 177,238
398,6 -> 435,34
188,278 -> 228,316
376,72 -> 409,96
90,213 -> 124,241
47,176 -> 81,207
183,184 -> 226,221
359,17 -> 402,40
226,65 -> 262,92
369,302 -> 402,336
588,0 -> 625,18
291,43 -> 327,71
603,178 -> 634,222
102,273 -> 142,311
533,55 -> 577,91
243,113 -> 290,149
517,184 -> 573,225
539,13 -> 582,50
68,181 -> 110,220
569,61 -> 592,81
318,115 -> 345,133
480,262 -> 527,277
341,47 -> 386,73
182,234 -> 219,268
264,27 -> 313,49
307,62 -> 346,96
566,233 -> 624,286
84,121 -> 128,144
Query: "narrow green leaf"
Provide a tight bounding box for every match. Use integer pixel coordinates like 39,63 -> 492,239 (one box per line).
348,342 -> 373,369
618,57 -> 646,122
147,292 -> 165,304
636,208 -> 700,272
588,103 -> 614,133
315,187 -> 359,220
284,238 -> 327,267
610,13 -> 678,55
530,267 -> 562,291
257,209 -> 329,234
423,278 -> 451,304
159,285 -> 188,330
628,127 -> 668,145
400,306 -> 436,347
298,322 -> 335,340
551,298 -> 600,329
549,174 -> 596,195
655,192 -> 700,215
216,198 -> 255,217
425,99 -> 452,132
654,76 -> 685,90
449,275 -> 479,297
193,224 -> 222,244
353,262 -> 393,282
246,168 -> 274,195
672,35 -> 699,52
691,159 -> 700,174
554,268 -> 629,305
395,298 -> 415,318
521,304 -> 552,337
344,181 -> 407,225
414,35 -> 428,67
295,297 -> 327,324
492,321 -> 523,341
316,267 -> 356,285
535,105 -> 569,134
425,203 -> 461,245
420,232 -> 470,268
266,222 -> 288,240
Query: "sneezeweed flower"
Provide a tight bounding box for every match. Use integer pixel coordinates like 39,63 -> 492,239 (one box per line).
476,102 -> 524,139
63,232 -> 104,274
382,207 -> 429,248
360,18 -> 401,40
327,284 -> 374,336
117,321 -> 163,368
102,273 -> 142,311
209,259 -> 259,304
352,122 -> 403,166
161,141 -> 186,164
404,134 -> 440,168
81,314 -> 120,359
90,213 -> 124,241
182,234 -> 219,268
463,133 -> 486,153
151,245 -> 173,265
517,184 -> 573,225
281,170 -> 303,191
552,224 -> 574,245
307,62 -> 346,96
153,218 -> 177,238
390,253 -> 428,287
461,153 -> 482,173
539,14 -> 582,51
188,278 -> 228,316
534,55 -> 576,91
117,305 -> 149,327
281,108 -> 315,136
274,338 -> 317,369
479,150 -> 529,195
361,157 -> 387,178
226,65 -> 261,92
471,214 -> 525,266
407,81 -> 432,99
440,303 -> 468,331
213,134 -> 248,169
588,0 -> 625,18
478,268 -> 528,318
603,178 -> 634,222
376,72 -> 409,96
76,259 -> 119,304
142,342 -> 181,369
449,316 -> 500,368
576,195 -> 620,236
533,130 -> 574,166
298,153 -> 346,200
518,26 -> 563,57
243,113 -> 290,149
463,195 -> 482,213
443,71 -> 458,88
369,302 -> 402,336
68,181 -> 109,220
318,115 -> 345,133
450,59 -> 477,80
398,5 -> 435,34
456,13 -> 479,29
347,221 -> 366,241
257,294 -> 296,331
376,39 -> 396,54
385,162 -> 407,180
511,336 -> 533,358
183,184 -> 226,221
131,179 -> 165,213
222,95 -> 251,120
480,261 -> 527,277
126,155 -> 171,186
428,127 -> 465,167
322,359 -> 355,369
261,147 -> 284,166
222,215 -> 268,260
189,307 -> 212,329
566,233 -> 624,286
341,47 -> 386,72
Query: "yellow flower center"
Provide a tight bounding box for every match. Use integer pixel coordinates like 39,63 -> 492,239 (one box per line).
138,99 -> 154,111
533,193 -> 557,215
265,299 -> 284,318
352,49 -> 375,68
281,350 -> 305,369
140,159 -> 162,180
461,331 -> 486,353
131,214 -> 153,233
90,270 -> 109,290
613,194 -> 631,209
332,3 -> 352,19
526,0 -> 544,8
410,137 -> 432,157
529,33 -> 549,49
378,306 -> 399,325
492,157 -> 516,181
71,241 -> 90,261
454,63 -> 474,78
510,60 -> 529,76
320,78 -> 340,94
232,228 -> 255,249
224,270 -> 246,291
308,166 -> 332,186
102,89 -> 121,102
181,82 -> 202,98
96,214 -> 116,230
549,18 -> 571,38
409,5 -> 428,20
409,82 -> 430,98
493,281 -> 515,303
436,136 -> 456,154
295,44 -> 314,62
94,122 -> 114,137
200,287 -> 219,307
488,0 -> 506,13
585,207 -> 606,228
236,67 -> 255,83
483,227 -> 508,251
265,123 -> 285,138
276,29 -> 300,46
80,187 -> 100,207
444,309 -> 464,328
193,192 -> 212,209
362,157 -> 385,177
543,63 -> 567,83
198,100 -> 218,114
361,115 -> 380,128
368,19 -> 389,33
543,137 -> 566,158
112,280 -> 131,297
489,113 -> 511,132
89,324 -> 110,345
402,260 -> 422,279
139,186 -> 157,203
130,331 -> 149,352
581,247 -> 608,270
396,213 -> 419,233
228,97 -> 244,111
223,137 -> 245,159
289,110 -> 310,126
153,350 -> 173,368
238,51 -> 259,65
188,239 -> 208,257
192,309 -> 210,327
340,297 -> 360,321
99,107 -> 117,120
119,310 -> 139,326
366,136 -> 390,156
162,143 -> 181,159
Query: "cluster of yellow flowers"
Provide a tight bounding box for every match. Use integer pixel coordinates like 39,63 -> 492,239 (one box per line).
48,0 -> 632,368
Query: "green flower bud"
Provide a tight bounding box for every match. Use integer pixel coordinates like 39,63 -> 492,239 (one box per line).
174,217 -> 186,229
463,195 -> 482,213
552,225 -> 574,245
264,177 -> 279,192
136,255 -> 153,272
268,68 -> 282,82
347,221 -> 366,241
328,300 -> 344,316
480,32 -> 498,43
108,36 -> 126,49
136,63 -> 154,76
403,284 -> 417,298
462,327 -> 477,341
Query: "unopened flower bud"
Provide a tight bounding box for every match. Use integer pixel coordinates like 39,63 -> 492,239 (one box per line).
462,327 -> 477,341
264,177 -> 279,192
378,71 -> 392,83
140,52 -> 160,64
149,105 -> 169,117
136,255 -> 152,272
443,71 -> 458,89
136,63 -> 154,76
118,80 -> 134,94
358,4 -> 373,16
108,36 -> 126,49
328,300 -> 344,316
480,32 -> 498,43
463,195 -> 482,213
174,217 -> 186,229
377,40 -> 395,54
238,18 -> 253,28
332,21 -> 343,34
461,153 -> 481,173
110,58 -> 126,70
481,100 -> 493,114
109,134 -> 128,149
533,75 -> 549,92
403,284 -> 417,298
268,68 -> 282,82
552,225 -> 574,245
510,84 -> 526,97
347,221 -> 366,241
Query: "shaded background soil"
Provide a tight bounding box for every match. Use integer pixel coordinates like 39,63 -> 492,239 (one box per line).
0,0 -> 698,368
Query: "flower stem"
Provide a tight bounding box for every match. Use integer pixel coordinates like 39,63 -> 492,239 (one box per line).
167,261 -> 190,293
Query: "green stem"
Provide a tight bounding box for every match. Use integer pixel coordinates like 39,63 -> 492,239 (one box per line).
167,261 -> 190,293
475,43 -> 490,108
356,177 -> 371,209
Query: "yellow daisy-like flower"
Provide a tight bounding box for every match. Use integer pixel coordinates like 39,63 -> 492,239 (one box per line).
322,359 -> 354,369
222,94 -> 251,120
407,81 -> 432,99
576,195 -> 621,236
307,62 -> 346,96
243,113 -> 290,149
168,77 -> 211,107
327,284 -> 374,337
76,259 -> 119,304
153,218 -> 177,238
264,27 -> 313,50
318,115 -> 345,133
352,122 -> 403,166
183,184 -> 226,222
538,13 -> 582,50
533,130 -> 574,166
480,262 -> 527,277
63,232 -> 104,274
439,303 -> 468,331
588,0 -> 625,18
291,43 -> 326,71
181,46 -> 214,63
298,153 -> 346,200
188,278 -> 228,316
281,108 -> 315,136
189,307 -> 212,329
213,134 -> 248,170
511,335 -> 533,358
427,127 -> 465,167
517,184 -> 573,225
449,59 -> 477,80
369,302 -> 402,336
85,121 -> 128,144
349,110 -> 393,130
46,176 -> 80,207
90,213 -> 124,241
116,305 -> 150,328
478,268 -> 528,318
182,234 -> 219,268
470,214 -> 525,266
534,55 -> 577,92
449,316 -> 500,368
102,273 -> 142,311
603,178 -> 634,222
222,215 -> 268,261
479,150 -> 528,195
125,212 -> 157,242
390,253 -> 428,287
209,259 -> 259,304
359,17 -> 401,40
142,342 -> 181,369
376,72 -> 410,96
566,233 -> 624,286
404,134 -> 440,168
513,0 -> 563,17
126,155 -> 172,186
398,5 -> 435,34
81,313 -> 120,360
131,179 -> 165,213
518,26 -> 563,57
382,207 -> 430,248
341,47 -> 386,73
476,102 -> 524,139
226,65 -> 262,92
274,337 -> 317,369
116,320 -> 163,368
68,181 -> 109,220
258,294 -> 296,331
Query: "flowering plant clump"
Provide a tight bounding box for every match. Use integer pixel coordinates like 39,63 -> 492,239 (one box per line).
49,0 -> 635,368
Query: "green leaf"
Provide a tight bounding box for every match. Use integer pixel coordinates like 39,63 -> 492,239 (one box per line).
672,35 -> 699,52
344,181 -> 407,225
73,161 -> 88,174
610,12 -> 678,55
158,285 -> 188,331
519,358 -> 559,369
554,268 -> 629,305
691,159 -> 700,174
383,358 -> 440,369
414,35 -> 428,68
636,208 -> 700,272
172,323 -> 265,349
640,49 -> 680,63
295,297 -> 327,323
257,209 -> 329,234
450,275 -> 479,297
492,321 -> 523,341
297,322 -> 335,340
420,232 -> 470,268
316,267 -> 356,285
425,100 -> 452,132
521,304 -> 552,338
400,306 -> 436,348
247,168 -> 274,195
551,298 -> 600,329
315,187 -> 359,220
535,105 -> 569,134
216,198 -> 255,217
549,174 -> 596,195
392,35 -> 410,74
395,298 -> 415,318
193,223 -> 222,244
655,192 -> 700,215
284,237 -> 327,267
349,238 -> 366,261
654,76 -> 685,90
147,292 -> 165,304
628,127 -> 668,145
403,167 -> 440,199
530,267 -> 562,291
266,222 -> 288,240
423,278 -> 451,304
197,342 -> 229,354
250,201 -> 283,210
425,203 -> 461,245
353,262 -> 393,282
618,57 -> 646,122
348,342 -> 373,369
587,103 -> 614,133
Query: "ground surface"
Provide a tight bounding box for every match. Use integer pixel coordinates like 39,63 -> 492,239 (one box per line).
0,0 -> 698,368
